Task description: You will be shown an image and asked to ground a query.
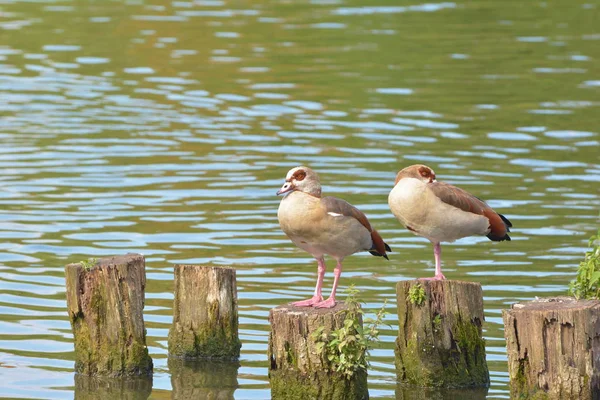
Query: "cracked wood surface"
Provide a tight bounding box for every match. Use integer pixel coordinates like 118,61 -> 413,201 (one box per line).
503,296 -> 600,399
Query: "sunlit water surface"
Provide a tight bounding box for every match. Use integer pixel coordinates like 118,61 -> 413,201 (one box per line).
0,0 -> 599,398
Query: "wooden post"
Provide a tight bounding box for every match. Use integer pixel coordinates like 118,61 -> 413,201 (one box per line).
65,253 -> 153,377
168,358 -> 239,399
395,280 -> 489,388
168,265 -> 241,359
74,375 -> 152,400
268,303 -> 369,400
503,296 -> 600,399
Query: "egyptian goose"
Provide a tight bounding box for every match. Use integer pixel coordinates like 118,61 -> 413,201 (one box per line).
388,164 -> 512,280
277,166 -> 391,308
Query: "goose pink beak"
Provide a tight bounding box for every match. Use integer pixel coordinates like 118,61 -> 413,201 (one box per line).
277,182 -> 294,195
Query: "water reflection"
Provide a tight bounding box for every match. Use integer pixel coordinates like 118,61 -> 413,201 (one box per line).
74,375 -> 152,400
168,358 -> 239,400
396,385 -> 489,400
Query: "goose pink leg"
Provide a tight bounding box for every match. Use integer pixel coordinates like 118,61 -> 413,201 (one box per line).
291,257 -> 325,306
420,242 -> 446,280
314,261 -> 342,308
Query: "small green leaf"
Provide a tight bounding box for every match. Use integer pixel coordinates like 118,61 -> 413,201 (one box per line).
590,271 -> 600,285
307,284 -> 388,379
569,228 -> 600,300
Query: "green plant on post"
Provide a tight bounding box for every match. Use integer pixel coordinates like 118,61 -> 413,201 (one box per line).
311,285 -> 387,379
80,258 -> 98,271
569,229 -> 600,300
407,283 -> 426,306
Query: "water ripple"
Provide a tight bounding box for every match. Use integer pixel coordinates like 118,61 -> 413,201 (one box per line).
0,0 -> 598,398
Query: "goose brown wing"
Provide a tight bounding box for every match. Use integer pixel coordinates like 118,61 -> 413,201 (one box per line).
428,182 -> 511,241
321,196 -> 391,258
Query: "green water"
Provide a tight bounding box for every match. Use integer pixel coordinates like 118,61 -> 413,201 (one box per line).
0,0 -> 598,398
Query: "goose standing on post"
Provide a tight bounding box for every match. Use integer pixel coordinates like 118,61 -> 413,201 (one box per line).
277,166 -> 391,308
388,164 -> 512,280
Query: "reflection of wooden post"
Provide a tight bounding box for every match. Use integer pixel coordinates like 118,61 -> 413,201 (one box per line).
268,304 -> 368,400
168,265 -> 241,359
395,280 -> 489,388
65,253 -> 152,377
503,297 -> 600,399
395,385 -> 488,400
74,375 -> 152,400
168,358 -> 239,399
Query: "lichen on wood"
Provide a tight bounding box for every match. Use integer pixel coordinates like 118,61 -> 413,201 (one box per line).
395,280 -> 489,388
503,296 -> 600,400
65,253 -> 153,377
168,265 -> 241,359
268,303 -> 369,400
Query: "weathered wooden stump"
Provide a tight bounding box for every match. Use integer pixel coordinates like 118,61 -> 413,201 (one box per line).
503,296 -> 600,400
168,358 -> 239,399
168,265 -> 241,359
395,280 -> 489,388
74,375 -> 152,400
65,253 -> 153,377
268,303 -> 369,400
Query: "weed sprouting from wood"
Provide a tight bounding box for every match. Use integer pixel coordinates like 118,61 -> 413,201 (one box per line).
311,285 -> 387,379
569,229 -> 600,300
408,283 -> 426,306
80,258 -> 98,271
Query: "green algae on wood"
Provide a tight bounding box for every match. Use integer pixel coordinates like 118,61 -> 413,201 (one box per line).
268,303 -> 369,400
503,297 -> 600,400
65,253 -> 153,377
395,280 -> 489,388
168,265 -> 241,359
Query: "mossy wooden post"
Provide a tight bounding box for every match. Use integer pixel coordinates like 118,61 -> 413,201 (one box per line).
395,280 -> 489,388
168,358 -> 239,399
168,265 -> 241,359
503,296 -> 600,400
65,253 -> 153,377
268,303 -> 369,400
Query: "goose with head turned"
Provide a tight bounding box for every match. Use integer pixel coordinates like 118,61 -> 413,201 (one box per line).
277,166 -> 391,308
388,164 -> 512,280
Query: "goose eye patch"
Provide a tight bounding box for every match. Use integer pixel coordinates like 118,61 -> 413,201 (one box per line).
418,167 -> 432,177
293,170 -> 306,181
